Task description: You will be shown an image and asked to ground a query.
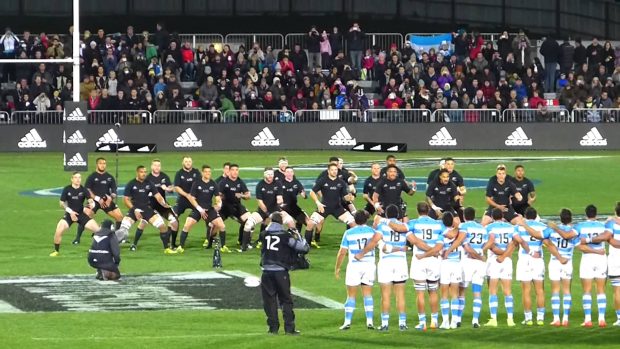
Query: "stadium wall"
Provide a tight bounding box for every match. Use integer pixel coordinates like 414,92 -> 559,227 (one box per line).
3,123 -> 619,152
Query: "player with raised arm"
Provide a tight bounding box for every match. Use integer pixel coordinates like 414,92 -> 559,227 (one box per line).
575,204 -> 609,328
372,165 -> 416,224
306,163 -> 356,248
546,208 -> 581,327
603,202 -> 620,326
171,157 -> 201,248
280,167 -> 310,232
380,155 -> 405,179
130,159 -> 176,251
481,164 -> 523,226
242,168 -> 294,251
117,165 -> 177,254
362,163 -> 382,215
460,207 -> 494,328
73,157 -> 123,244
439,212 -> 465,329
335,211 -> 379,330
50,172 -> 100,256
389,202 -> 445,330
218,164 -> 252,249
514,207 -> 566,325
177,165 -> 227,253
485,208 -> 517,327
426,168 -> 462,219
510,165 -> 536,216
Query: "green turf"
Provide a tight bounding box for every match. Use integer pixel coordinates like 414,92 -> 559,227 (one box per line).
0,150 -> 619,348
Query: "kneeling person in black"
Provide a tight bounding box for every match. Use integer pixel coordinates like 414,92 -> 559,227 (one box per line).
88,220 -> 125,281
260,212 -> 309,335
50,172 -> 100,256
243,168 -> 295,251
426,168 -> 462,219
178,165 -> 227,253
306,163 -> 356,247
118,165 -> 177,254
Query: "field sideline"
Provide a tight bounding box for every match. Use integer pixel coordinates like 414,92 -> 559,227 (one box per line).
0,150 -> 619,349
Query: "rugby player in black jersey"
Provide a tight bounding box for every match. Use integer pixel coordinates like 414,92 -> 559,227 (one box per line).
72,157 -> 123,245
218,164 -> 252,247
281,166 -> 309,232
306,163 -> 356,247
426,169 -> 462,219
372,164 -> 416,224
177,165 -> 227,253
117,165 -> 177,254
130,159 -> 176,251
362,162 -> 382,215
171,157 -> 201,247
480,164 -> 524,226
50,172 -> 100,256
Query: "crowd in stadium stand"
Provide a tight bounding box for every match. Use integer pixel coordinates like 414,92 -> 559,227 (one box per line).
0,24 -> 619,123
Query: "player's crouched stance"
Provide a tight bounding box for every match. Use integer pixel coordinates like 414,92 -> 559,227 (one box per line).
335,211 -> 378,330
51,172 -> 100,256
88,220 -> 127,281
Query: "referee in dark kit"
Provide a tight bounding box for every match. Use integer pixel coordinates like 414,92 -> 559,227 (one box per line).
259,212 -> 309,335
88,220 -> 126,281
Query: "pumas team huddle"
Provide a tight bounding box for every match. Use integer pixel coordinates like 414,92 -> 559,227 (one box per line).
49,155 -> 620,331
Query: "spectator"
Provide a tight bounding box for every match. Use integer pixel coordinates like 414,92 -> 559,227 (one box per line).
586,38 -> 603,67
512,30 -> 532,73
346,23 -> 365,71
87,89 -> 101,111
307,26 -> 321,69
559,38 -> 575,75
573,38 -> 587,67
472,52 -> 489,72
33,91 -> 51,112
199,76 -> 218,108
497,31 -> 511,60
320,31 -> 332,70
383,92 -> 403,109
181,42 -> 195,81
452,30 -> 470,63
539,35 -> 560,93
602,41 -> 616,74
329,27 -> 343,59
528,90 -> 545,108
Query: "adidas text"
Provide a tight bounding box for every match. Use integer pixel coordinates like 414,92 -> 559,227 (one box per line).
65,130 -> 87,144
251,127 -> 280,147
174,128 -> 203,148
329,127 -> 356,146
428,127 -> 457,146
18,128 -> 47,148
505,127 -> 532,146
66,153 -> 87,167
579,127 -> 607,146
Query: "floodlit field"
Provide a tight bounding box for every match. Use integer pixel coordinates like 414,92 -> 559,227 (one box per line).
0,150 -> 619,349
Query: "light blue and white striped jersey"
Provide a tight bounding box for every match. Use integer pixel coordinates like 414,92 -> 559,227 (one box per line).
460,220 -> 489,256
442,233 -> 461,261
606,218 -> 620,256
575,220 -> 607,251
407,216 -> 445,256
377,219 -> 409,260
486,221 -> 516,257
340,225 -> 378,263
549,224 -> 580,260
515,220 -> 552,256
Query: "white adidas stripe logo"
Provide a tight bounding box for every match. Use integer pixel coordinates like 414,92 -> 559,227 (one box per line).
328,126 -> 356,146
580,127 -> 607,146
65,108 -> 86,121
96,129 -> 124,146
18,128 -> 47,148
251,127 -> 280,146
174,128 -> 203,148
63,130 -> 87,144
66,152 -> 87,167
428,127 -> 457,146
505,127 -> 532,146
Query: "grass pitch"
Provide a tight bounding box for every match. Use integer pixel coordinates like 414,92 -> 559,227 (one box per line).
0,150 -> 619,349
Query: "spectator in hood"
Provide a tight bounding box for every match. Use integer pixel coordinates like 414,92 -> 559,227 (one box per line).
383,92 -> 404,109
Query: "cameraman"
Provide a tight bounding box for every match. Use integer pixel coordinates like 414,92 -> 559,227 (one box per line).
260,212 -> 309,335
88,220 -> 126,281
